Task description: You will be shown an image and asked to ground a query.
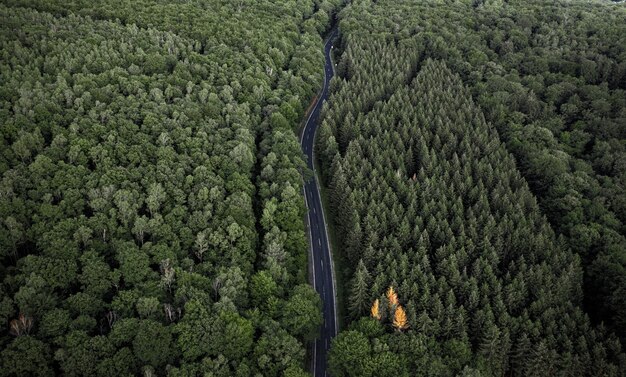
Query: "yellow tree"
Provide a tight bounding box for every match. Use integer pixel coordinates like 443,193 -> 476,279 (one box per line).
370,299 -> 381,320
386,286 -> 398,309
393,305 -> 408,331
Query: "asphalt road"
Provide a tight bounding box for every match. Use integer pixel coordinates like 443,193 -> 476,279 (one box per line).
300,28 -> 339,377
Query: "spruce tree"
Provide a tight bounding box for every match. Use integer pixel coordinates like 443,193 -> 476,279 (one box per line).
349,259 -> 371,319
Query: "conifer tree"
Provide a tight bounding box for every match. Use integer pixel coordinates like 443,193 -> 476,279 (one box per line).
371,299 -> 381,321
393,305 -> 408,331
349,259 -> 371,319
386,286 -> 398,310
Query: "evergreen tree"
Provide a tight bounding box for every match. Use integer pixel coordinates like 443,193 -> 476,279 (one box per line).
348,259 -> 371,319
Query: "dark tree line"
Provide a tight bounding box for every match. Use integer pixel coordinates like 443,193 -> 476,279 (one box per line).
0,0 -> 343,375
318,0 -> 626,374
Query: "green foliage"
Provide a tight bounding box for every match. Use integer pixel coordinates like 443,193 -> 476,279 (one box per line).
250,270 -> 279,310
328,330 -> 371,377
348,259 -> 370,319
281,284 -> 323,341
329,0 -> 626,341
253,324 -> 306,377
132,320 -> 175,368
0,336 -> 54,377
321,2 -> 626,371
56,331 -> 116,376
210,310 -> 254,360
175,300 -> 212,361
0,0 -> 343,374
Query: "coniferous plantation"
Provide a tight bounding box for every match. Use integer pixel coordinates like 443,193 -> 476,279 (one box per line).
318,0 -> 626,375
1,0 -> 626,376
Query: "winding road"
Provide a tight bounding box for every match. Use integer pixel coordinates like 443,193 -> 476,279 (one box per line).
300,28 -> 339,377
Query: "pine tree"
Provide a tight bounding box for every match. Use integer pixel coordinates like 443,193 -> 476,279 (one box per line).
330,158 -> 353,235
345,211 -> 362,264
511,333 -> 531,376
349,259 -> 371,319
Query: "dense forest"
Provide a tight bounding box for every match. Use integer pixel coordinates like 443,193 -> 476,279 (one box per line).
2,0 -> 626,376
0,0 -> 341,375
319,0 -> 626,375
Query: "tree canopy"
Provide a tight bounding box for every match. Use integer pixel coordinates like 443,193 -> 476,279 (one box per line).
320,1 -> 626,374
0,0 -> 342,374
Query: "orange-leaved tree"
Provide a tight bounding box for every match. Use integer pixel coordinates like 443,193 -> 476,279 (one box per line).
393,305 -> 408,331
386,286 -> 398,309
371,298 -> 381,320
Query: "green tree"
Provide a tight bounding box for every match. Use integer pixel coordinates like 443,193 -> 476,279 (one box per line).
250,270 -> 279,309
176,300 -> 213,361
328,330 -> 371,377
254,325 -> 305,377
281,284 -> 322,340
348,259 -> 370,319
133,320 -> 175,368
209,310 -> 254,360
0,337 -> 54,377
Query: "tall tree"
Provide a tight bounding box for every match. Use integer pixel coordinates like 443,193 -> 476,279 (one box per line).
349,259 -> 371,319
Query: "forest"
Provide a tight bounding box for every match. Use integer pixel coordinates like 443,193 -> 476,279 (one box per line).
0,0 -> 342,375
318,0 -> 626,375
1,0 -> 626,376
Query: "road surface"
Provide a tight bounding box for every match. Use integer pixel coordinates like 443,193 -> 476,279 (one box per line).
300,28 -> 339,377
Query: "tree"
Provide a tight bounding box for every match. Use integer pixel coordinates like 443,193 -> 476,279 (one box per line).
133,320 -> 175,368
386,286 -> 398,310
160,258 -> 176,292
136,297 -> 160,320
78,250 -> 112,298
194,231 -> 209,261
281,284 -> 322,340
0,336 -> 54,377
393,305 -> 408,331
511,333 -> 531,376
3,216 -> 24,259
209,310 -> 254,360
250,270 -> 278,309
175,300 -> 212,361
442,339 -> 473,374
8,313 -> 33,337
328,330 -> 371,377
56,330 -> 114,376
39,308 -> 71,340
13,274 -> 57,318
113,189 -> 140,227
370,299 -> 381,321
349,259 -> 370,318
362,351 -> 408,377
215,266 -> 248,308
132,216 -> 150,245
116,241 -> 153,287
330,158 -> 353,235
254,325 -> 305,377
270,112 -> 290,130
283,365 -> 309,377
351,317 -> 385,338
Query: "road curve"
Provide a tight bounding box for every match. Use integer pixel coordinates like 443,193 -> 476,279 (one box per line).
300,28 -> 339,377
